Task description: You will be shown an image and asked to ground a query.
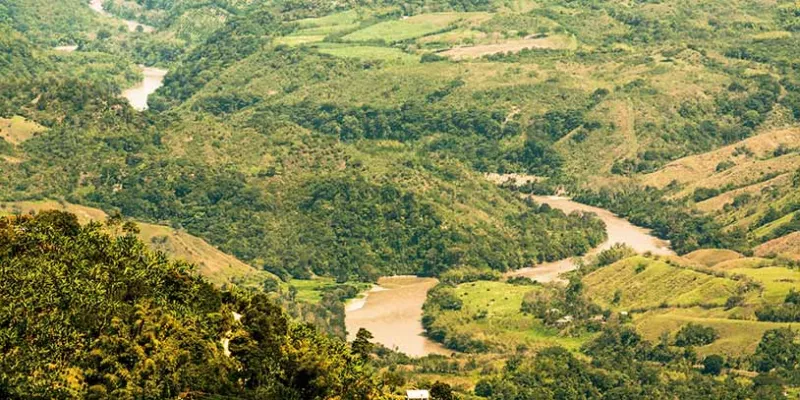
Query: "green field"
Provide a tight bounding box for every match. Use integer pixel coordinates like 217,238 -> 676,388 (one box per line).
315,44 -> 421,64
295,10 -> 362,28
635,308 -> 795,357
289,277 -> 370,303
342,13 -> 490,43
426,281 -> 590,353
584,256 -> 740,310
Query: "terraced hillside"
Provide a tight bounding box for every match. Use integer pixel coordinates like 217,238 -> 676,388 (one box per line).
585,251 -> 799,357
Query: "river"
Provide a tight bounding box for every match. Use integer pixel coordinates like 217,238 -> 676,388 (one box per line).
89,0 -> 155,32
121,66 -> 168,111
345,276 -> 451,357
345,194 -> 673,357
88,0 -> 165,110
506,195 -> 674,282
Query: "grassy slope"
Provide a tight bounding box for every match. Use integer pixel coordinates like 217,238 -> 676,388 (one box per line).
0,116 -> 45,145
0,200 -> 269,287
585,255 -> 798,357
584,256 -> 740,310
429,281 -> 588,353
755,231 -> 800,260
683,249 -> 744,267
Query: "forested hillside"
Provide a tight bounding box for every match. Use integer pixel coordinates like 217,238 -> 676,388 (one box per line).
0,211 -> 383,399
1,0 -> 799,397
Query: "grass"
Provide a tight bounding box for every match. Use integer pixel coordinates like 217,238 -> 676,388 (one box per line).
342,13 -> 490,43
315,44 -> 420,64
289,277 -> 370,303
727,266 -> 800,303
0,200 -> 270,288
753,211 -> 798,239
755,231 -> 800,260
441,34 -> 577,60
275,35 -> 326,46
0,116 -> 46,145
289,277 -> 338,303
584,256 -> 740,310
683,249 -> 743,267
294,10 -> 361,29
635,308 -> 795,357
431,281 -> 590,352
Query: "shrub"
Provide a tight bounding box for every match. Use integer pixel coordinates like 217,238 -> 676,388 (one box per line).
596,244 -> 636,267
702,355 -> 724,375
674,323 -> 719,347
440,266 -> 501,285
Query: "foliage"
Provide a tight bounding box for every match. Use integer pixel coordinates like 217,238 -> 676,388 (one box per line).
702,355 -> 724,376
575,186 -> 747,254
755,289 -> 800,322
439,266 -> 501,285
0,211 -> 386,399
674,323 -> 719,347
595,243 -> 636,267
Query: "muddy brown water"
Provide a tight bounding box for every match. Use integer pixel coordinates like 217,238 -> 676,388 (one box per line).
507,195 -> 674,282
345,196 -> 673,357
345,276 -> 451,357
88,1 -> 165,110
121,66 -> 168,111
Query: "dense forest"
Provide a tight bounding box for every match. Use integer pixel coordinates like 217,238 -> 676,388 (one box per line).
1,0 -> 800,397
0,212 -> 383,399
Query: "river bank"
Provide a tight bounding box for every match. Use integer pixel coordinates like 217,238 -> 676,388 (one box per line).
345,276 -> 450,357
121,66 -> 168,111
90,0 -> 155,32
506,195 -> 673,282
344,194 -> 673,357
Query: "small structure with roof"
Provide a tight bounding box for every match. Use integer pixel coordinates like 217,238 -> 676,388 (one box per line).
407,389 -> 430,399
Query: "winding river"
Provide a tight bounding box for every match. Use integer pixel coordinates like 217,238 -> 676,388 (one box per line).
88,0 -> 165,110
346,276 -> 451,357
506,195 -> 674,282
345,193 -> 673,357
89,0 -> 155,33
122,66 -> 168,111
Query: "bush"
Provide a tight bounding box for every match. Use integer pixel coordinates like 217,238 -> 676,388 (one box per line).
596,244 -> 636,267
440,266 -> 501,285
702,355 -> 724,375
674,323 -> 719,347
421,52 -> 447,63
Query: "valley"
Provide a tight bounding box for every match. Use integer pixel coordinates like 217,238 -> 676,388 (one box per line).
0,0 -> 798,398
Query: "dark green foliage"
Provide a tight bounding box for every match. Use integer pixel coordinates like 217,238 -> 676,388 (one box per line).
421,52 -> 447,63
756,289 -> 800,322
575,186 -> 746,254
271,99 -> 557,173
595,243 -> 635,267
152,9 -> 282,109
702,355 -> 724,376
674,323 -> 719,347
439,266 -> 501,285
0,212 -> 384,399
475,326 -> 756,399
752,328 -> 800,379
430,381 -> 456,400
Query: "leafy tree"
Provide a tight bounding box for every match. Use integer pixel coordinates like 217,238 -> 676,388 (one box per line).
674,324 -> 719,347
352,328 -> 375,362
430,381 -> 456,400
702,355 -> 724,375
753,328 -> 800,373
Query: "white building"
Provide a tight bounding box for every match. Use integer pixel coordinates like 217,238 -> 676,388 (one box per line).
407,389 -> 430,399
